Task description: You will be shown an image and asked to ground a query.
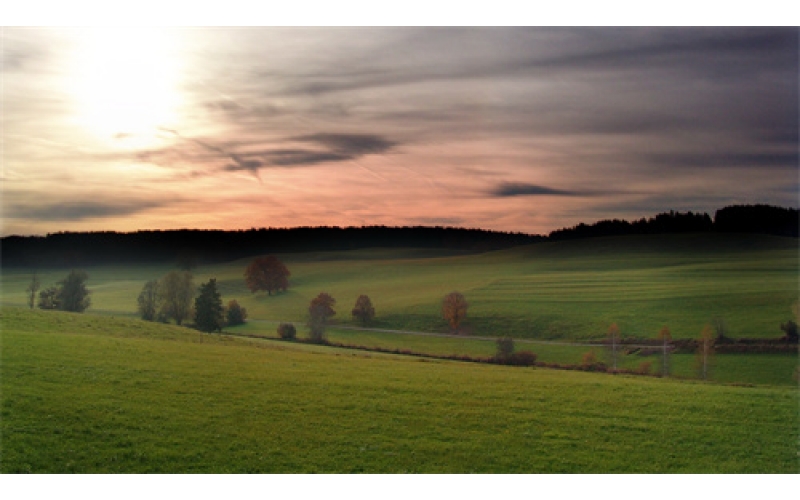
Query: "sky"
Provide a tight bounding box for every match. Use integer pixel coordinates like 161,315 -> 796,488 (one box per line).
2,26 -> 798,236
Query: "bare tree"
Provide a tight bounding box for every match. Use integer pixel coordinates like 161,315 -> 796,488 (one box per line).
137,280 -> 160,321
607,323 -> 621,371
697,324 -> 715,381
657,325 -> 672,377
26,272 -> 40,309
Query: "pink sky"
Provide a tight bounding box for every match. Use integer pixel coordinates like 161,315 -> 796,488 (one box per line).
2,27 -> 797,236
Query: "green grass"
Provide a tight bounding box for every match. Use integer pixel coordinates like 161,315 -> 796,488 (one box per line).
2,307 -> 798,473
225,322 -> 799,387
2,233 -> 796,342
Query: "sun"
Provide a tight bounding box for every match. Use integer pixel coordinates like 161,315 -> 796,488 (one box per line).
68,27 -> 184,148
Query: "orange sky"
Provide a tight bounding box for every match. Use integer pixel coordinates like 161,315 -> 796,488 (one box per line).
2,27 -> 797,236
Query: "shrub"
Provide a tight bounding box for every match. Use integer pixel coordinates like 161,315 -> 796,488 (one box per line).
226,299 -> 248,326
636,361 -> 653,375
508,350 -> 537,366
277,323 -> 297,340
780,320 -> 798,342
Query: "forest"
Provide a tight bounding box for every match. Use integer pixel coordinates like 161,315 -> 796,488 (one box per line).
2,204 -> 796,268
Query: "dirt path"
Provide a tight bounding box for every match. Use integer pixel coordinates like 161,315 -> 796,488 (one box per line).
245,319 -> 666,350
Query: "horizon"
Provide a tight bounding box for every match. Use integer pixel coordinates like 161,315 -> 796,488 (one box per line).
3,27 -> 798,237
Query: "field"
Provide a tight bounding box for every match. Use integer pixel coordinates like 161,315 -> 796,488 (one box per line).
2,233 -> 797,342
2,308 -> 797,473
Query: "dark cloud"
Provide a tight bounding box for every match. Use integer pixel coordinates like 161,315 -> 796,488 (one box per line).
490,183 -> 583,198
641,152 -> 799,170
5,199 -> 167,222
292,133 -> 396,155
151,129 -> 397,176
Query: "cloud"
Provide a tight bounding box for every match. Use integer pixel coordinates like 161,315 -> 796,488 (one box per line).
150,129 -> 397,177
293,133 -> 396,155
490,183 -> 583,198
4,199 -> 168,222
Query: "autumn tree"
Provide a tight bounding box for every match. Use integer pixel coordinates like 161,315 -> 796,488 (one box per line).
56,270 -> 91,313
226,299 -> 248,326
308,292 -> 336,343
351,294 -> 375,325
442,291 -> 468,333
158,270 -> 194,325
195,278 -> 225,333
657,325 -> 672,377
696,324 -> 715,381
137,280 -> 160,321
607,322 -> 621,371
26,272 -> 40,309
244,256 -> 290,295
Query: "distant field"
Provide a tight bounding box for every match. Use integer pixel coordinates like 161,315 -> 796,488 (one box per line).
2,233 -> 796,341
2,308 -> 797,473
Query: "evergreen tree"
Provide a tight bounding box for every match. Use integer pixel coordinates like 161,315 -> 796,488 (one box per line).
195,278 -> 225,333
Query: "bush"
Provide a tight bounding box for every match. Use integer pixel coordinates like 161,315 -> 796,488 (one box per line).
636,361 -> 653,375
226,300 -> 248,326
507,350 -> 537,366
277,323 -> 297,340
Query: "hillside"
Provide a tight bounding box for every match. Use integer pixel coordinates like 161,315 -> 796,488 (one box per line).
2,233 -> 796,342
2,308 -> 797,473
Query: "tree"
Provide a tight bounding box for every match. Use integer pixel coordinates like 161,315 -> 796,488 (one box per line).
277,323 -> 297,340
657,325 -> 672,377
195,278 -> 225,333
697,324 -> 715,381
26,272 -> 41,309
351,294 -> 375,325
495,336 -> 515,361
158,270 -> 194,325
226,299 -> 248,326
57,270 -> 91,312
607,322 -> 621,371
711,316 -> 729,342
244,256 -> 290,295
442,291 -> 468,333
38,286 -> 60,310
308,292 -> 336,343
780,320 -> 798,342
137,280 -> 160,321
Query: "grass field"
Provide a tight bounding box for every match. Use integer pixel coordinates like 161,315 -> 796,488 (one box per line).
2,308 -> 797,473
1,233 -> 797,343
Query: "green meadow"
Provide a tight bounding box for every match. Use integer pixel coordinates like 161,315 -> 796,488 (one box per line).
2,308 -> 797,473
2,233 -> 797,342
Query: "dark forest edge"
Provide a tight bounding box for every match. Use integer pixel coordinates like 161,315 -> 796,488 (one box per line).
2,204 -> 797,268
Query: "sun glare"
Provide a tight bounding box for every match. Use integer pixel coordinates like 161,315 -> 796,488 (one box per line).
69,27 -> 184,148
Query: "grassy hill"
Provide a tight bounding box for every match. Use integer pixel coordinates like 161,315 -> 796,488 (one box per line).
2,308 -> 797,473
2,233 -> 796,341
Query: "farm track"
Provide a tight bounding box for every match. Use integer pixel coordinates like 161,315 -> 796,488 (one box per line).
242,318 -> 666,350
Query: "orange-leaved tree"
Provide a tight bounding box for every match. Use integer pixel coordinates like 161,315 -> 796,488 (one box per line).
309,292 -> 336,343
442,291 -> 468,333
244,255 -> 290,295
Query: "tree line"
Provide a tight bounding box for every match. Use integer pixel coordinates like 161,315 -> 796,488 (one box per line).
4,204 -> 796,268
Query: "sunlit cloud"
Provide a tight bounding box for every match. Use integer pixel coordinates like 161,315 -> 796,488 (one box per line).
2,27 -> 797,236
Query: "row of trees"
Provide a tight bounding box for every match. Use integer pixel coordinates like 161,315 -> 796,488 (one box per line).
27,270 -> 92,313
137,271 -> 248,332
